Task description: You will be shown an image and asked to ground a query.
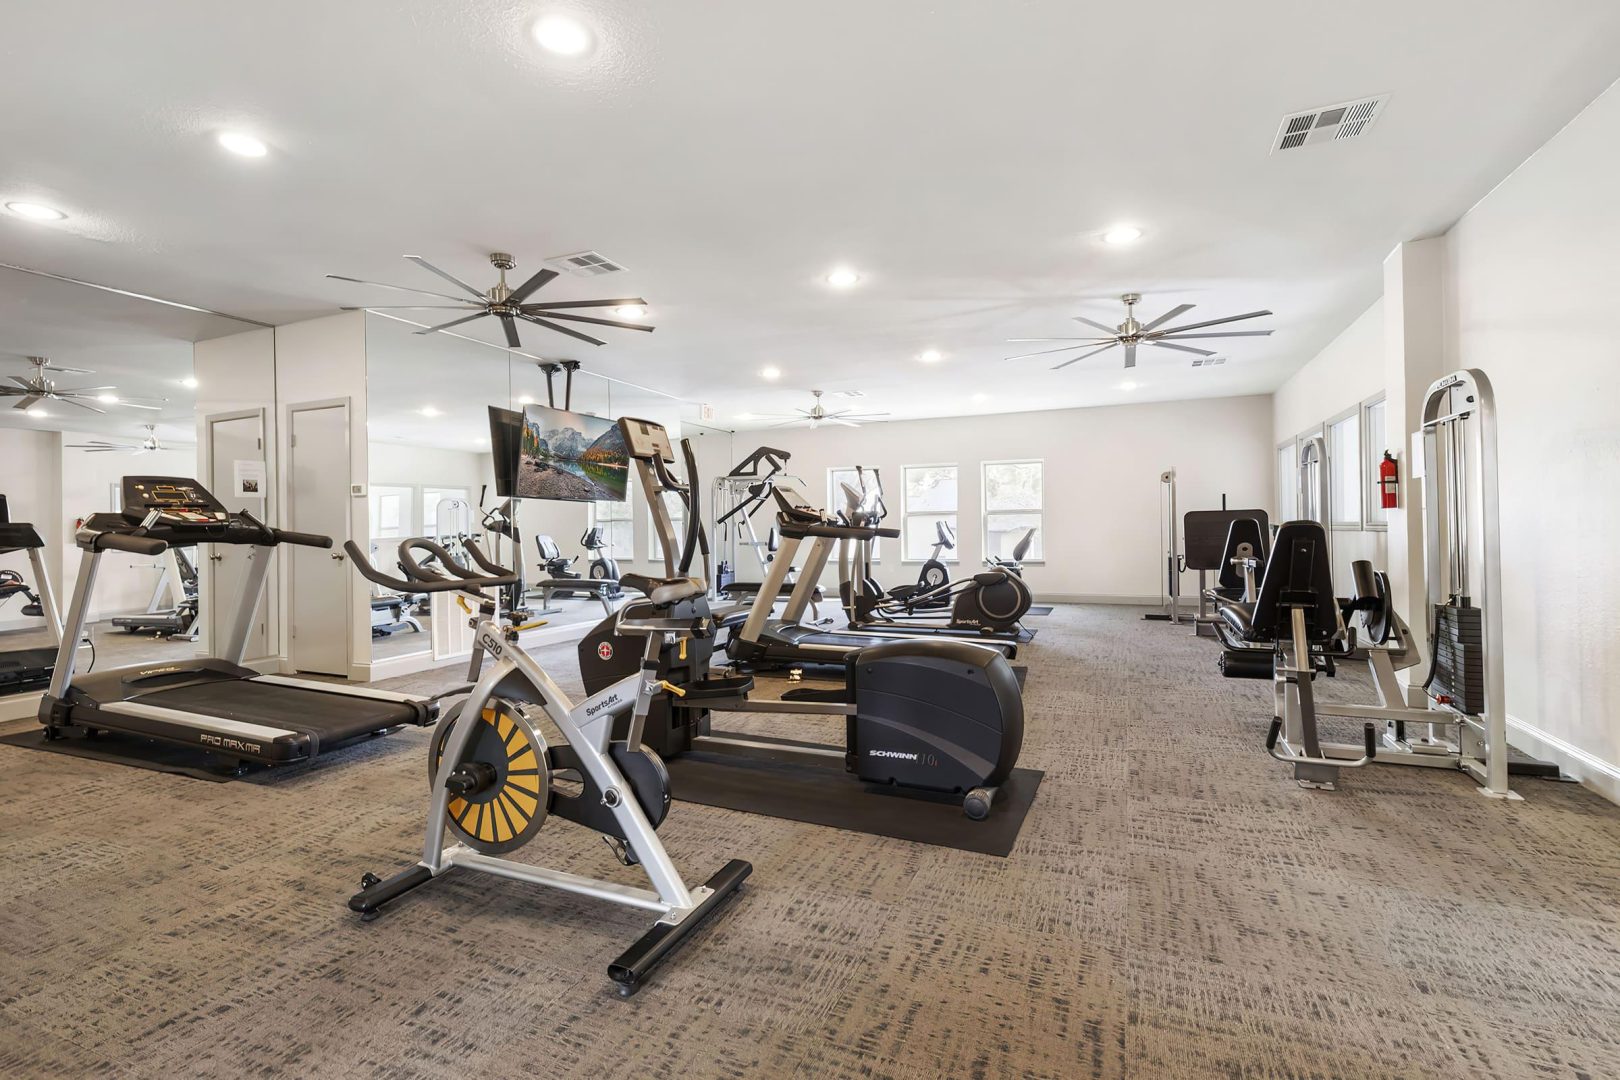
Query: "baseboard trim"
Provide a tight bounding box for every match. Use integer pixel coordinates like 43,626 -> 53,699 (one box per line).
1507,714 -> 1620,807
1037,594 -> 1197,608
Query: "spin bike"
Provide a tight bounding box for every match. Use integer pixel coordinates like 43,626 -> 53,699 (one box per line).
344,535 -> 751,997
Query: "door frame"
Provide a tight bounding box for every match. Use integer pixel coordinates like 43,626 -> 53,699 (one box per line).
202,407 -> 271,664
284,396 -> 354,678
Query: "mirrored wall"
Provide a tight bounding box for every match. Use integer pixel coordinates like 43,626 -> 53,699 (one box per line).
363,313 -> 731,666
0,266 -> 249,716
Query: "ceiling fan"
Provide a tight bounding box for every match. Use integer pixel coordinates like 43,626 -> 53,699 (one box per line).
753,390 -> 890,429
1006,293 -> 1274,370
1,356 -> 164,413
328,251 -> 656,349
67,425 -> 185,454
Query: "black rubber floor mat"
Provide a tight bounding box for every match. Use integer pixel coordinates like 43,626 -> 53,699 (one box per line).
664,751 -> 1043,856
0,727 -> 234,781
1025,605 -> 1054,616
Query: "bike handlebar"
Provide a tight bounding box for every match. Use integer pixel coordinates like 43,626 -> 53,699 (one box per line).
344,539 -> 520,594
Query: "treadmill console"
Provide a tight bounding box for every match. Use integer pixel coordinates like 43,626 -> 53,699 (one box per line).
618,417 -> 676,463
122,477 -> 229,526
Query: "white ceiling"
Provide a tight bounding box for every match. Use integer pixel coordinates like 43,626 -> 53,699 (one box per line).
2,0 -> 1618,429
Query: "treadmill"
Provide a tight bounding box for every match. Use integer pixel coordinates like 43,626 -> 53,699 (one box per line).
724,484 -> 1017,668
0,509 -> 66,697
110,547 -> 200,639
38,476 -> 435,773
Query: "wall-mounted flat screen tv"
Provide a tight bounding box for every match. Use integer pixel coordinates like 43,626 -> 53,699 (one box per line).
487,406 -> 522,498
517,405 -> 629,503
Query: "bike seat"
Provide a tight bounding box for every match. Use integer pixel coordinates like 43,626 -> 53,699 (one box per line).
621,573 -> 707,607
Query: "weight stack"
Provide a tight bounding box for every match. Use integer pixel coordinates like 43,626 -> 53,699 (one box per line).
1430,604 -> 1485,715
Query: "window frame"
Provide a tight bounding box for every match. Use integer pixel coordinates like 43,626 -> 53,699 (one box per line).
1275,440 -> 1297,522
1325,405 -> 1363,530
646,488 -> 687,562
588,473 -> 635,561
1360,394 -> 1389,532
900,463 -> 960,565
980,458 -> 1045,566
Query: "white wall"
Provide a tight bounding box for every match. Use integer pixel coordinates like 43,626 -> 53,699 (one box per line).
1271,299 -> 1390,586
1441,77 -> 1620,792
745,395 -> 1275,602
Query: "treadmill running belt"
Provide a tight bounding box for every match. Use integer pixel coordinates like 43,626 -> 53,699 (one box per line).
142,680 -> 421,744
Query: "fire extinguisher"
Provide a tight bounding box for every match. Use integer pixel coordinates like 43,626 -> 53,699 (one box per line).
1378,451 -> 1399,509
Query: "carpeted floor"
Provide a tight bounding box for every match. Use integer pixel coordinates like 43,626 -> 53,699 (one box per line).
3,604 -> 1620,1079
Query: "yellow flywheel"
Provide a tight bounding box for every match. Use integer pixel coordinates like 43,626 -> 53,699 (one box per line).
429,700 -> 550,855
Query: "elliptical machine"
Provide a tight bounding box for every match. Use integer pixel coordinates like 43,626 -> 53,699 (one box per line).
885,520 -> 954,608
579,418 -> 1024,820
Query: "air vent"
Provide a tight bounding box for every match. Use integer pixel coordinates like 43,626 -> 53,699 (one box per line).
1272,95 -> 1386,153
833,390 -> 865,399
1191,357 -> 1227,368
543,250 -> 627,276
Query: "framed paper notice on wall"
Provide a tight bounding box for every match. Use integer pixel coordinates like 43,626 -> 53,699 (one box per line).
234,459 -> 267,499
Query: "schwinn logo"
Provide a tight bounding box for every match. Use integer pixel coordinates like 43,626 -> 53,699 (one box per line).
586,693 -> 622,716
869,749 -> 920,761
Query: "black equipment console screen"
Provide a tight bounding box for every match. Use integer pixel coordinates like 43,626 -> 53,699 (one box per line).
122,477 -> 229,526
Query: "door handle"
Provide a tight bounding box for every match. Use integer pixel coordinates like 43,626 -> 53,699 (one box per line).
209,554 -> 224,562
331,552 -> 345,561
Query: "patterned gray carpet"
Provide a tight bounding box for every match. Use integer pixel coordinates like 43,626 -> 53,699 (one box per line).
3,604 -> 1619,1079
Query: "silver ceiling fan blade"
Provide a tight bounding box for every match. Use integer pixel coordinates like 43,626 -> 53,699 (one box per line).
1006,343 -> 1108,361
113,401 -> 164,411
507,268 -> 560,305
1005,337 -> 1116,343
828,411 -> 891,419
61,386 -> 117,393
1153,310 -> 1273,335
768,419 -> 807,428
414,312 -> 491,335
1072,316 -> 1120,335
497,314 -> 523,348
14,395 -> 43,410
530,311 -> 656,333
1139,304 -> 1195,333
516,313 -> 606,347
340,304 -> 484,311
404,256 -> 489,301
826,419 -> 862,427
7,375 -> 36,389
60,396 -> 106,413
1147,340 -> 1217,356
326,275 -> 477,305
522,297 -> 649,311
1050,343 -> 1121,371
1151,330 -> 1274,340
42,364 -> 95,375
1123,343 -> 1137,369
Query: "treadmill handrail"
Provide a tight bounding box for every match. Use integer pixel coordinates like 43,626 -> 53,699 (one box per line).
345,539 -> 518,594
94,532 -> 169,556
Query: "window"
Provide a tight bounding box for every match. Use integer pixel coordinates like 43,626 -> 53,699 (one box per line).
422,487 -> 470,539
901,465 -> 958,563
828,466 -> 880,560
982,460 -> 1044,562
647,489 -> 687,563
590,474 -> 634,560
369,485 -> 415,540
1276,443 -> 1296,521
1327,411 -> 1361,527
1362,397 -> 1388,528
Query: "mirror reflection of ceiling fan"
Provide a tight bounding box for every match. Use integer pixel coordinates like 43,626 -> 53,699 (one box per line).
67,425 -> 190,455
327,251 -> 656,349
754,390 -> 890,429
1,356 -> 166,413
1006,293 -> 1274,369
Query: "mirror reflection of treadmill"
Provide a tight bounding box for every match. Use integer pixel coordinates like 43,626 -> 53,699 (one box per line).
38,475 -> 436,776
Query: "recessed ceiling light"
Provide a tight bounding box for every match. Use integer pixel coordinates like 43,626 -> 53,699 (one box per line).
180,376 -> 199,389
26,406 -> 48,418
825,267 -> 861,289
736,412 -> 756,421
517,394 -> 534,405
614,305 -> 646,318
1102,225 -> 1143,245
97,393 -> 119,403
533,14 -> 593,55
420,406 -> 442,417
217,131 -> 268,158
919,349 -> 943,364
972,393 -> 988,403
1119,380 -> 1138,391
5,201 -> 66,221
760,366 -> 781,381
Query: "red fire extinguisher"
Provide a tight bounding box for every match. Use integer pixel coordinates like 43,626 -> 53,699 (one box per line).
1378,451 -> 1399,509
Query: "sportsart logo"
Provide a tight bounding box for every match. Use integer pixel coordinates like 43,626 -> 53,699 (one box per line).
597,641 -> 614,661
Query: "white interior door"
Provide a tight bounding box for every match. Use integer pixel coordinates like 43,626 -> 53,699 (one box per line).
289,403 -> 351,675
207,411 -> 269,661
